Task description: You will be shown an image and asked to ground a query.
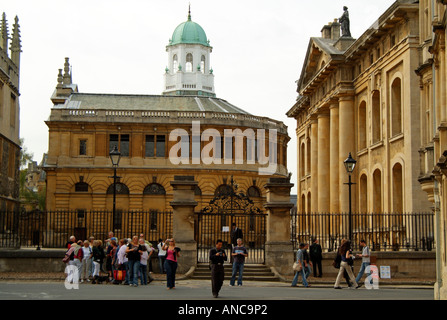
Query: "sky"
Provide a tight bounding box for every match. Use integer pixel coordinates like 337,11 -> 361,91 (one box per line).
2,0 -> 396,194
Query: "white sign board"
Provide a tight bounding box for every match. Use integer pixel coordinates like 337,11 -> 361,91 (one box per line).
222,226 -> 230,232
380,266 -> 391,279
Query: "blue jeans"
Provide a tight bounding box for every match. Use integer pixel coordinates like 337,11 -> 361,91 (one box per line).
355,262 -> 371,284
230,262 -> 245,286
291,268 -> 308,287
140,264 -> 148,285
128,260 -> 140,285
158,256 -> 166,273
164,259 -> 177,289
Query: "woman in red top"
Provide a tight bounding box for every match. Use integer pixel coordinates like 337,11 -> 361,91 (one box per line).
162,238 -> 181,289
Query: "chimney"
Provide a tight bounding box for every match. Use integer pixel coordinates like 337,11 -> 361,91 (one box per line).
331,19 -> 341,41
321,19 -> 341,41
321,23 -> 331,39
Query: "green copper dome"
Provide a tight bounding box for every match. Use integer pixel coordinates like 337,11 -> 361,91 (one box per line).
169,12 -> 210,47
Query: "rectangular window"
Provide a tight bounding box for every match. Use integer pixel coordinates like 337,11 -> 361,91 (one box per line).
156,135 -> 166,157
145,135 -> 155,157
79,140 -> 87,155
109,134 -> 119,153
8,144 -> 16,178
120,134 -> 129,157
10,94 -> 16,128
109,134 -> 129,157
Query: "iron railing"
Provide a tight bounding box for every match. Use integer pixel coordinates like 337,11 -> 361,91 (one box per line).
0,210 -> 173,249
195,212 -> 267,264
290,211 -> 435,252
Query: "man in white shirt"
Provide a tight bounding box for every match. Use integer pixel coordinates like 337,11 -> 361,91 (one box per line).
355,239 -> 371,285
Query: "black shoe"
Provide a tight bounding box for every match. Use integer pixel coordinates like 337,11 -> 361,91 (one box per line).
334,286 -> 342,289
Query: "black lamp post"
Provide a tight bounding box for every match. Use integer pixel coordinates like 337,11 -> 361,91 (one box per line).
344,153 -> 356,241
109,145 -> 121,218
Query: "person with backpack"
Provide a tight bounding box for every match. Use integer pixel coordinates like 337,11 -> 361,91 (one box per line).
310,238 -> 323,278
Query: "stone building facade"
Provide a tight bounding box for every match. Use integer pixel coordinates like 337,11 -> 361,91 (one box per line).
287,1 -> 431,216
416,0 -> 447,301
0,13 -> 21,211
43,11 -> 290,245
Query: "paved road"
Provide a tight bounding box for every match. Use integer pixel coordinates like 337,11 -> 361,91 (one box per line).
0,279 -> 433,300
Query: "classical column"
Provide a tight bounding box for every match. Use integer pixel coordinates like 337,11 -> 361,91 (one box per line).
329,101 -> 340,212
317,111 -> 330,212
170,175 -> 198,274
338,95 -> 355,214
263,177 -> 294,275
310,118 -> 319,213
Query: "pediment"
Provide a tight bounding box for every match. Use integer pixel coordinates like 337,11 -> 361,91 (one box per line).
297,37 -> 344,93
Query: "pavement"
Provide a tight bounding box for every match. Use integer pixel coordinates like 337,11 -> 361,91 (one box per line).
0,271 -> 435,289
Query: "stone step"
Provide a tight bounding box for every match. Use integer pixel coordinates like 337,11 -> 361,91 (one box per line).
190,263 -> 280,282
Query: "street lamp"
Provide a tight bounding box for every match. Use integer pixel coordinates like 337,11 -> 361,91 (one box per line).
344,153 -> 356,241
109,145 -> 121,219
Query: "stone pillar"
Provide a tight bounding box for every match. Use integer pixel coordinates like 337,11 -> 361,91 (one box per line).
170,175 -> 198,274
329,101 -> 340,212
263,177 -> 294,275
310,118 -> 319,212
317,112 -> 330,212
338,95 -> 355,214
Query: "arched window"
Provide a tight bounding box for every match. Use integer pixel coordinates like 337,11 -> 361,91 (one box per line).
173,54 -> 178,73
214,184 -> 232,197
106,183 -> 129,195
143,183 -> 166,195
372,90 -> 381,143
194,185 -> 202,196
359,174 -> 368,213
373,169 -> 382,214
75,182 -> 89,192
391,78 -> 402,136
201,55 -> 206,74
186,53 -> 193,72
300,142 -> 305,177
392,163 -> 403,213
358,101 -> 367,149
247,186 -> 261,198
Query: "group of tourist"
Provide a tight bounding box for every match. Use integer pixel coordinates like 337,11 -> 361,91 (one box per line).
291,238 -> 371,289
63,232 -> 170,287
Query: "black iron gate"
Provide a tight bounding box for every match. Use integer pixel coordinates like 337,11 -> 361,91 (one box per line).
195,176 -> 266,264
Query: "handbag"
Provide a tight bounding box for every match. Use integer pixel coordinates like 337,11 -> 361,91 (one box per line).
293,262 -> 302,272
62,254 -> 70,263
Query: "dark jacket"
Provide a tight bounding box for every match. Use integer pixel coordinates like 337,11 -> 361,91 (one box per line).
309,242 -> 322,261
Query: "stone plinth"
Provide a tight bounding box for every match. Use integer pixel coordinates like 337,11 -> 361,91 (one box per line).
263,177 -> 295,275
170,175 -> 198,274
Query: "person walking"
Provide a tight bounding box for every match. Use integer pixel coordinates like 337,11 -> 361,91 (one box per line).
209,239 -> 227,298
126,236 -> 144,287
229,238 -> 248,287
291,243 -> 310,288
163,238 -> 181,290
309,238 -> 323,277
157,239 -> 167,274
302,243 -> 312,280
355,239 -> 371,286
334,240 -> 360,289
